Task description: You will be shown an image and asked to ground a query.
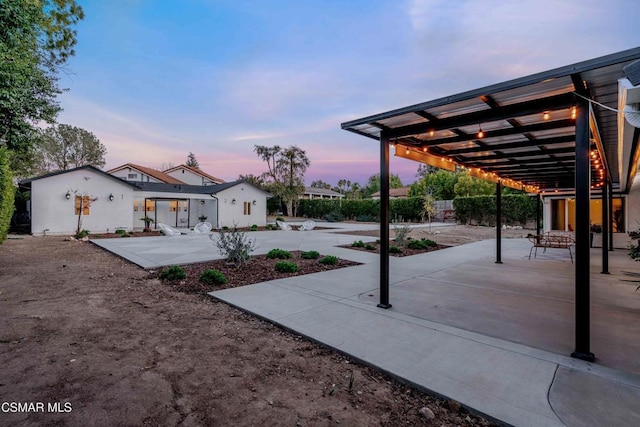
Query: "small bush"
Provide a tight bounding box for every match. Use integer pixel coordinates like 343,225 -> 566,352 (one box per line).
356,214 -> 375,222
319,255 -> 339,265
351,240 -> 365,248
323,210 -> 344,222
266,248 -> 292,259
159,265 -> 186,281
364,244 -> 376,251
250,224 -> 258,231
75,229 -> 90,239
407,238 -> 438,250
301,250 -> 320,259
212,226 -> 256,268
200,269 -> 228,285
222,226 -> 229,231
275,216 -> 285,222
393,224 -> 411,247
389,246 -> 403,254
115,229 -> 126,235
275,261 -> 298,273
265,224 -> 274,230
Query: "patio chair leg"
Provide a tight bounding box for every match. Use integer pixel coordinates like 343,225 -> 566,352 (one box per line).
529,246 -> 534,260
569,247 -> 573,263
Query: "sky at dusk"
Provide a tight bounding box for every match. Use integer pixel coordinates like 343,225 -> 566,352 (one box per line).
56,0 -> 640,187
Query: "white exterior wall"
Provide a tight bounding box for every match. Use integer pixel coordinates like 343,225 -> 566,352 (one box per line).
216,184 -> 267,228
31,170 -> 134,235
165,168 -> 213,185
109,167 -> 164,183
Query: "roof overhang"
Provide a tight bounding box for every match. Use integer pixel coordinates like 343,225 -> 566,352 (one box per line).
342,47 -> 640,194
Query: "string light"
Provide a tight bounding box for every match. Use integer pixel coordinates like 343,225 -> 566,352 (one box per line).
477,125 -> 485,139
571,106 -> 577,120
542,111 -> 551,120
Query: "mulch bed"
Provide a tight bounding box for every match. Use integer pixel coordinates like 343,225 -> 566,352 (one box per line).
341,239 -> 450,257
90,231 -> 163,239
153,251 -> 360,294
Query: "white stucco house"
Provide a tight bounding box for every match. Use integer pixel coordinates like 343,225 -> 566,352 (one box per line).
20,164 -> 270,235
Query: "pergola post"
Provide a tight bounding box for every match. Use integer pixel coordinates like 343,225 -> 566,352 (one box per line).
535,193 -> 541,236
571,98 -> 595,362
378,132 -> 391,309
608,181 -> 614,251
601,174 -> 609,274
496,180 -> 502,264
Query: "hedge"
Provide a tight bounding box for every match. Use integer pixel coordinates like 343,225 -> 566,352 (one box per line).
453,194 -> 537,226
298,194 -> 537,226
0,146 -> 16,244
298,197 -> 427,222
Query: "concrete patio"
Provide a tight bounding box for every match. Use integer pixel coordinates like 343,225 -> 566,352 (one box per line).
93,226 -> 640,426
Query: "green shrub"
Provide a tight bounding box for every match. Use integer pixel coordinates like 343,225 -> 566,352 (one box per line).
393,224 -> 411,246
250,224 -> 258,231
453,194 -> 537,226
301,250 -> 320,259
389,246 -> 403,254
159,265 -> 186,281
0,147 -> 15,244
322,210 -> 344,222
266,248 -> 292,259
407,238 -> 437,249
356,214 -> 375,222
265,224 -> 274,230
319,255 -> 339,265
200,269 -> 228,285
351,240 -> 365,248
222,226 -> 229,231
364,244 -> 376,251
75,229 -> 90,238
275,216 -> 285,222
213,226 -> 256,268
115,229 -> 126,235
275,261 -> 298,273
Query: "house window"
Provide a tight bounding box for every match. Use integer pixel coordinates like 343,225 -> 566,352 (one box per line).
128,173 -> 137,179
244,201 -> 251,215
133,200 -> 139,212
169,201 -> 177,212
74,196 -> 90,215
145,200 -> 155,212
183,201 -> 188,212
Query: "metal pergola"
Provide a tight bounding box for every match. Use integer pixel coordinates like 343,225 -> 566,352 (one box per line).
341,47 -> 640,362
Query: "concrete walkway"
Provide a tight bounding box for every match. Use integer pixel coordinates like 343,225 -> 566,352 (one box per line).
209,239 -> 640,427
92,225 -> 640,426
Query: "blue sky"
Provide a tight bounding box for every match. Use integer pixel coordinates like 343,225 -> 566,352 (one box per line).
57,0 -> 640,186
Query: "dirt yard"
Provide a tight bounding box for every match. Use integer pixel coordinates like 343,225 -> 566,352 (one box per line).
0,229 -> 504,426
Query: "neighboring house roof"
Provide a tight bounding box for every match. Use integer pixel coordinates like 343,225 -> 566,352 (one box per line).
370,187 -> 410,198
304,187 -> 345,197
19,165 -> 140,189
107,163 -> 185,184
163,164 -> 225,184
131,180 -> 272,196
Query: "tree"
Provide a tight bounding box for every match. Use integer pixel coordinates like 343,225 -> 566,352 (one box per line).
453,172 -> 495,197
422,194 -> 436,232
70,190 -> 98,239
238,173 -> 266,188
254,145 -> 310,216
362,173 -> 403,198
186,152 -> 199,169
0,146 -> 15,244
310,180 -> 331,189
0,0 -> 84,174
410,170 -> 459,200
415,163 -> 439,179
37,124 -> 106,172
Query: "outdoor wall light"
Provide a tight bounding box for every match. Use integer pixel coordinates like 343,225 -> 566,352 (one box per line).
109,193 -> 114,201
231,198 -> 237,204
252,200 -> 257,205
200,200 -> 205,205
65,191 -> 71,200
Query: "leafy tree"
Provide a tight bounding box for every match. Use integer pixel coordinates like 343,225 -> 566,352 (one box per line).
363,173 -> 403,198
453,172 -> 495,197
254,145 -> 310,216
0,146 -> 15,243
0,0 -> 84,174
310,180 -> 331,189
186,152 -> 200,169
410,170 -> 458,200
37,124 -> 106,172
238,173 -> 266,188
415,163 -> 439,179
336,179 -> 351,194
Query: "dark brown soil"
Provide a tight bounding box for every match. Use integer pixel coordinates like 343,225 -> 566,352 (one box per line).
0,236 -> 496,426
341,240 -> 449,257
156,251 -> 360,294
